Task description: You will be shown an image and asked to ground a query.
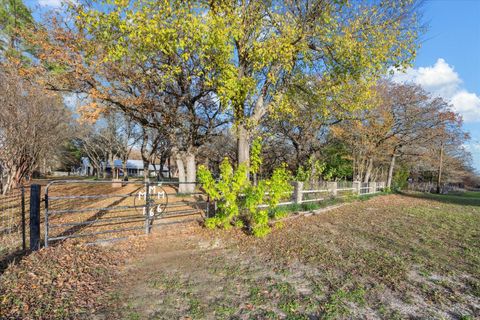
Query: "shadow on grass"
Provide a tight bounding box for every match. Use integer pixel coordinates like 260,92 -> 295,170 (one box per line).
399,191 -> 480,207
50,185 -> 144,246
0,249 -> 30,275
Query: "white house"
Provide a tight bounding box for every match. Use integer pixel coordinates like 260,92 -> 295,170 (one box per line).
80,157 -> 170,177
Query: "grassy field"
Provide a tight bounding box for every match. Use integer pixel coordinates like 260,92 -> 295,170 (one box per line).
101,192 -> 480,320
1,192 -> 479,319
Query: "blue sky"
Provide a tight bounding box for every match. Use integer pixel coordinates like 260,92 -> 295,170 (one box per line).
394,0 -> 480,172
25,0 -> 480,171
418,0 -> 480,172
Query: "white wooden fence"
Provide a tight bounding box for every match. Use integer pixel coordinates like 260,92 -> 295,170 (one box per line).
273,181 -> 386,207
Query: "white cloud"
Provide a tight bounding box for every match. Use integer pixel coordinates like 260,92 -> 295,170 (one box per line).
451,91 -> 480,122
392,58 -> 480,122
465,142 -> 480,153
38,0 -> 63,7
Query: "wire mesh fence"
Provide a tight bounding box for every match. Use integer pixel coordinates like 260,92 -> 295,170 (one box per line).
301,181 -> 384,202
0,187 -> 28,259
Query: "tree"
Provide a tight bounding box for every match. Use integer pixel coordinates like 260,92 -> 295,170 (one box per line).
29,0 -> 230,188
0,66 -> 72,194
207,0 -> 420,167
331,81 -> 468,187
77,126 -> 105,178
139,127 -> 170,183
116,115 -> 141,180
0,0 -> 33,53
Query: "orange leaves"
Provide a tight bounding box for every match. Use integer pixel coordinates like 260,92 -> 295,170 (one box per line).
77,102 -> 106,123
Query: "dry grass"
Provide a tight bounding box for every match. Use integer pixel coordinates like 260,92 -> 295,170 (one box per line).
1,192 -> 479,319
106,193 -> 479,320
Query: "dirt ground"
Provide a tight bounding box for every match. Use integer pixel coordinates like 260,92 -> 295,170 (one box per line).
97,194 -> 479,320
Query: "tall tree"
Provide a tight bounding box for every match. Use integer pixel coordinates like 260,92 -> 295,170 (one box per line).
0,0 -> 33,52
207,0 -> 420,167
331,82 -> 467,186
0,67 -> 72,193
29,0 -> 230,189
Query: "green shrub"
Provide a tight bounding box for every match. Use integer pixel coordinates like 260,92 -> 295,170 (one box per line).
197,140 -> 292,237
392,165 -> 409,191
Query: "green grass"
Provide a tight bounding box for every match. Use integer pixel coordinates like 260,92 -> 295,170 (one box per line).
401,190 -> 480,206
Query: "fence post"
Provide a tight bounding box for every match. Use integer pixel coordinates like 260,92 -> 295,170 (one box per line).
370,182 -> 377,194
144,182 -> 151,234
353,181 -> 361,195
292,181 -> 303,204
327,181 -> 337,197
21,186 -> 26,251
29,184 -> 41,251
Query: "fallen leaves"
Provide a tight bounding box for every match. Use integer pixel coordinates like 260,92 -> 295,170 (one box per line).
0,237 -> 146,320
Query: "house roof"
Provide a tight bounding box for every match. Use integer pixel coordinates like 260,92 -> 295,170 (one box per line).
81,157 -> 168,171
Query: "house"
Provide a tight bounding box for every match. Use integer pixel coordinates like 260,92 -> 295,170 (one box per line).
80,157 -> 170,178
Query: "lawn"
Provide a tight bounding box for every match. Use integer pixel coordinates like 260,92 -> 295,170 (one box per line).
107,193 -> 479,319
1,192 -> 479,319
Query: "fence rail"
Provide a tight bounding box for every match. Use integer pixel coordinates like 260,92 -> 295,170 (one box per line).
43,180 -> 208,247
284,181 -> 385,206
17,179 -> 386,250
407,182 -> 464,194
248,181 -> 385,209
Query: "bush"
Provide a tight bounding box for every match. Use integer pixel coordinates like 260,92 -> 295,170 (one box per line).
198,152 -> 292,237
392,165 -> 409,191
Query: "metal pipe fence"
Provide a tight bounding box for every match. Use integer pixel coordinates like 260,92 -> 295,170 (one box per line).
44,180 -> 207,247
254,181 -> 385,208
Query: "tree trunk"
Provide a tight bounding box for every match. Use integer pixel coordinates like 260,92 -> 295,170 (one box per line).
437,142 -> 444,194
143,160 -> 150,182
109,154 -> 116,179
363,158 -> 373,183
177,151 -> 196,194
168,157 -> 172,179
176,154 -> 186,193
2,171 -> 12,195
122,157 -> 128,180
386,154 -> 396,189
158,155 -> 167,179
237,124 -> 250,168
102,155 -> 107,179
185,153 -> 196,193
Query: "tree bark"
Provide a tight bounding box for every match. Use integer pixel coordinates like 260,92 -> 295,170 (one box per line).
237,124 -> 250,167
185,152 -> 196,193
176,154 -> 186,193
109,153 -> 116,179
102,153 -> 107,179
142,160 -> 150,182
386,154 -> 396,189
176,151 -> 196,194
363,158 -> 373,183
437,142 -> 444,194
122,157 -> 128,180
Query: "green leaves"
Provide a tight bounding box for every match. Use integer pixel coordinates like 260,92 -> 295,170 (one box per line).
197,146 -> 292,237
